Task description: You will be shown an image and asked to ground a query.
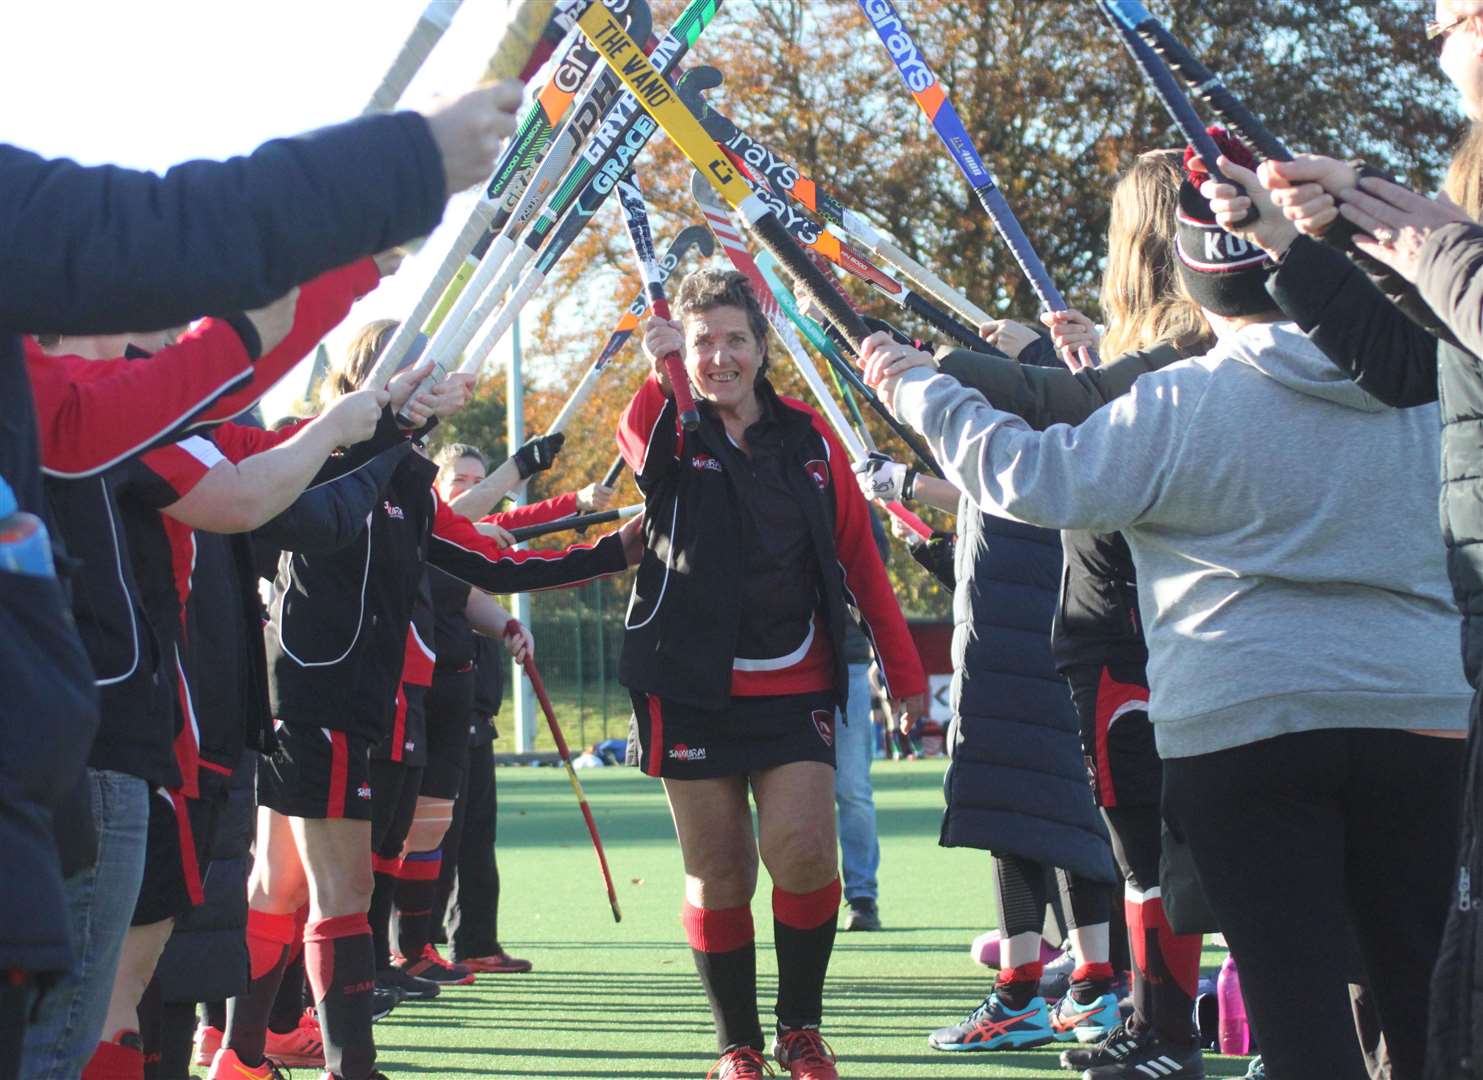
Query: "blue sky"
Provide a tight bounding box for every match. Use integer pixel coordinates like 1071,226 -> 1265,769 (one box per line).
4,0 -> 529,417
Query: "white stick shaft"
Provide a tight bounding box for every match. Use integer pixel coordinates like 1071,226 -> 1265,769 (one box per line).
548,361 -> 604,435
367,199 -> 500,389
460,263 -> 545,376
363,0 -> 462,115
867,233 -> 993,330
421,235 -> 520,373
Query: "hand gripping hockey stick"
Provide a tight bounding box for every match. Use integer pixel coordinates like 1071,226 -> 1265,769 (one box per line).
506,619 -> 621,922
616,175 -> 700,429
1094,0 -> 1258,225
546,224 -> 714,436
858,0 -> 1094,363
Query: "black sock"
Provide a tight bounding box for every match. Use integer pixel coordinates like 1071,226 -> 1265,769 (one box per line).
682,901 -> 763,1052
153,999 -> 198,1080
268,952 -> 306,1035
203,1001 -> 225,1032
772,879 -> 841,1032
305,914 -> 377,1080
393,849 -> 442,960
225,909 -> 297,1066
1069,962 -> 1116,1005
138,976 -> 162,1079
995,962 -> 1045,1011
369,858 -> 399,972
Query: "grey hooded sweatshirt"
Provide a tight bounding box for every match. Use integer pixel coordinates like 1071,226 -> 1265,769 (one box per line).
888,320 -> 1470,758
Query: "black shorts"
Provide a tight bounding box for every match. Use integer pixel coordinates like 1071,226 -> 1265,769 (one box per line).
1066,663 -> 1162,808
626,690 -> 838,779
371,759 -> 423,857
372,682 -> 428,767
258,722 -> 376,821
133,788 -> 219,925
423,667 -> 475,800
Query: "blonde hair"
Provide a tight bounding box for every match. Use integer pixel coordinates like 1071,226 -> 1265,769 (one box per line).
1446,123 -> 1483,220
1100,150 -> 1211,358
324,319 -> 399,403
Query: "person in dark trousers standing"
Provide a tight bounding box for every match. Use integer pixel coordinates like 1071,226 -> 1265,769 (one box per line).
864,137 -> 1470,1080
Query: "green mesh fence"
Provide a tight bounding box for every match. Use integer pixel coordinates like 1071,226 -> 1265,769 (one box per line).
502,578 -> 630,755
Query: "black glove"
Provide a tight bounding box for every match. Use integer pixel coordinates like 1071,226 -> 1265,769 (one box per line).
512,433 -> 565,479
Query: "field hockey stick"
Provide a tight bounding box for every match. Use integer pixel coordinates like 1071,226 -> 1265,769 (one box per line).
367,0 -> 649,390
770,269 -> 878,452
1094,0 -> 1257,225
676,66 -> 994,330
681,172 -> 934,539
362,0 -> 465,115
616,175 -> 701,429
506,620 -> 621,922
688,169 -> 944,480
602,454 -> 626,488
1102,0 -> 1291,164
858,0 -> 1094,363
435,10 -> 722,391
454,62 -> 717,381
547,224 -> 714,435
507,503 -> 641,542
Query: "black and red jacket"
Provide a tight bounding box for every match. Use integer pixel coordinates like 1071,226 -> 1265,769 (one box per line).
616,375 -> 925,712
266,452 -> 628,740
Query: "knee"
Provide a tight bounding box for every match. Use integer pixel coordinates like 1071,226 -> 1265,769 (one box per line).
247,866 -> 308,914
762,824 -> 838,891
402,799 -> 454,854
307,859 -> 373,919
683,848 -> 758,909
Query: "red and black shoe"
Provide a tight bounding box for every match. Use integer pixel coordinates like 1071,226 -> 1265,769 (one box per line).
707,1046 -> 775,1079
771,1028 -> 840,1080
458,947 -> 533,974
393,943 -> 476,986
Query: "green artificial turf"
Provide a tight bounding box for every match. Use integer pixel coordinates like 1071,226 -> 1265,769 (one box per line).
375,760 -> 1255,1078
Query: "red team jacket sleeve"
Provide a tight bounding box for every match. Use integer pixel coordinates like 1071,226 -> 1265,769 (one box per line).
616,375 -> 682,490
485,492 -> 580,531
793,399 -> 927,702
134,435 -> 227,509
428,492 -> 628,594
207,419 -> 308,464
184,258 -> 380,426
27,325 -> 252,477
27,258 -> 377,478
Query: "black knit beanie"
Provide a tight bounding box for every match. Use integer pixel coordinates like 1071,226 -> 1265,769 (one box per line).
1175,127 -> 1274,317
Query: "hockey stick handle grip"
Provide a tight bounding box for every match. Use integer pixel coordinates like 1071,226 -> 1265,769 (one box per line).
885,500 -> 934,541
603,454 -> 626,488
1102,0 -> 1291,163
649,296 -> 701,431
902,290 -> 985,351
363,0 -> 461,115
868,234 -> 994,329
746,211 -> 871,352
971,185 -> 1072,311
506,504 -> 638,542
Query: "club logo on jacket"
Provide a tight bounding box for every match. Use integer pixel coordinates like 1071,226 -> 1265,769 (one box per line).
667,743 -> 707,761
804,459 -> 830,491
690,453 -> 723,474
382,500 -> 405,520
812,709 -> 834,747
356,783 -> 372,800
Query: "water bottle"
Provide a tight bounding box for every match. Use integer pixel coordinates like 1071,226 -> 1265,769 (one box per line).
0,477 -> 54,576
1217,953 -> 1250,1055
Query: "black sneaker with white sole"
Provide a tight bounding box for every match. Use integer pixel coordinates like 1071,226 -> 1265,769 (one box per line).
1060,1023 -> 1142,1071
1081,1034 -> 1203,1079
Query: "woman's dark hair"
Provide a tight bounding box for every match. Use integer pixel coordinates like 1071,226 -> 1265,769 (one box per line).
673,269 -> 770,373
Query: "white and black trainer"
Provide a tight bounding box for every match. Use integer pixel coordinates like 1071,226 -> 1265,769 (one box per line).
1060,1022 -> 1143,1071
1081,1034 -> 1203,1079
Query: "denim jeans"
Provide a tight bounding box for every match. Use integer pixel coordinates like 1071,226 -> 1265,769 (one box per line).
833,663 -> 880,903
22,768 -> 149,1080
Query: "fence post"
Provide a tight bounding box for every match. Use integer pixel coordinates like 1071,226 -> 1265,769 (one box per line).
508,314 -> 535,752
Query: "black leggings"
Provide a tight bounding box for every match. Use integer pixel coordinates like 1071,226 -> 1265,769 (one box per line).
1164,727 -> 1464,1080
438,739 -> 502,958
994,852 -> 1110,939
